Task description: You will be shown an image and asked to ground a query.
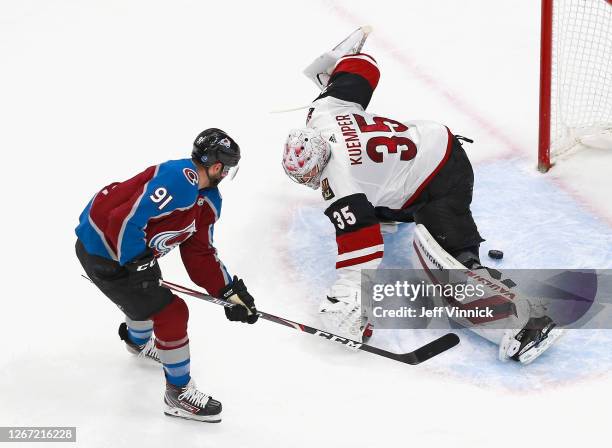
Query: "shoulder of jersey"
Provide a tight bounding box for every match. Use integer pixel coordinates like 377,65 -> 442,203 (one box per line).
154,159 -> 200,203
155,159 -> 199,187
198,187 -> 223,220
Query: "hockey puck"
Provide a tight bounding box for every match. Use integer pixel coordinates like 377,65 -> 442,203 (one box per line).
488,249 -> 504,260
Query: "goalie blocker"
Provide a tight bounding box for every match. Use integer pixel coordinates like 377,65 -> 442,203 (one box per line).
412,224 -> 564,365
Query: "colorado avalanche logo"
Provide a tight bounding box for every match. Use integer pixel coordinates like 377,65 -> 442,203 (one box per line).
149,220 -> 197,256
183,168 -> 199,186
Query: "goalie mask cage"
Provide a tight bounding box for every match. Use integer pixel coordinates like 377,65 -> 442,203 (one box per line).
538,0 -> 612,172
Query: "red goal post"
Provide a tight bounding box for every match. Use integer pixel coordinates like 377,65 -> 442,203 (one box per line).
538,0 -> 612,172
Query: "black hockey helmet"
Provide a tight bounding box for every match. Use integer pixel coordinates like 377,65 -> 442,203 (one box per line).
192,128 -> 241,168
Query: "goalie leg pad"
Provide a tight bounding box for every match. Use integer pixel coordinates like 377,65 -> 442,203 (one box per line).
415,226 -> 536,352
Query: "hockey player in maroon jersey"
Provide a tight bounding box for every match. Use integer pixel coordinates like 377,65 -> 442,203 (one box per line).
76,128 -> 258,422
282,28 -> 484,342
282,28 -> 563,364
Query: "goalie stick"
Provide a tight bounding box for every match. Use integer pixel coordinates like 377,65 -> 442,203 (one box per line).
160,279 -> 460,365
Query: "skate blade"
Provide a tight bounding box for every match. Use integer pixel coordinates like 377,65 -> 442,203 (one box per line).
518,328 -> 565,365
332,25 -> 372,54
164,407 -> 222,423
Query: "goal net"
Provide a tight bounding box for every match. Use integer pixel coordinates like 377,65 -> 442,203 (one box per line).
538,0 -> 612,172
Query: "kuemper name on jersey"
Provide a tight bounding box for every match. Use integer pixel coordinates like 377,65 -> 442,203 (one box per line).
335,114 -> 362,165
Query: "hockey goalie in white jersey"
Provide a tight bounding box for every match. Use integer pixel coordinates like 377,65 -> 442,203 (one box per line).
282,27 -> 563,364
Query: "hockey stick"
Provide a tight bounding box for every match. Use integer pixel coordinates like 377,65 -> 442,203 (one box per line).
160,279 -> 460,365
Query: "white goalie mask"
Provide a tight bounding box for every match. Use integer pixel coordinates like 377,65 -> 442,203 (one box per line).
282,128 -> 331,190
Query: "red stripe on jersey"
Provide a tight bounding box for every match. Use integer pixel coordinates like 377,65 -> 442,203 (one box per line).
332,55 -> 380,90
336,251 -> 384,269
336,224 -> 383,255
401,127 -> 454,209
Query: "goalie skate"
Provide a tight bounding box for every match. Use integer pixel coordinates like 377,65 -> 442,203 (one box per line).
303,25 -> 373,90
500,316 -> 565,365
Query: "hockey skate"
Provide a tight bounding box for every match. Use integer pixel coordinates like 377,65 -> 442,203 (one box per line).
164,380 -> 222,423
500,316 -> 565,365
118,322 -> 160,364
303,25 -> 372,90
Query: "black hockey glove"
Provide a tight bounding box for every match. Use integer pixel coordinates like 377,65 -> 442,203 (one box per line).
125,252 -> 161,290
219,276 -> 259,324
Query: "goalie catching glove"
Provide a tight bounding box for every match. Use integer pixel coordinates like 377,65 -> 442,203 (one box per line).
219,276 -> 259,324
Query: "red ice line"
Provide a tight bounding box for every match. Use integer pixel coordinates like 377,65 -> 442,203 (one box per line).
323,0 -> 524,157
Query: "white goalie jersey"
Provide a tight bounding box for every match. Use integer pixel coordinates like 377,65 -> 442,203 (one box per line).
305,53 -> 454,279
309,98 -> 453,210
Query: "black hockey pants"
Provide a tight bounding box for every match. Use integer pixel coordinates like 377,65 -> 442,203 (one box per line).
76,240 -> 173,321
412,136 -> 484,255
375,135 -> 484,257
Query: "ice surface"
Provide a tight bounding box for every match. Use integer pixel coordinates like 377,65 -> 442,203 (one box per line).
1,0 -> 611,447
286,161 -> 612,391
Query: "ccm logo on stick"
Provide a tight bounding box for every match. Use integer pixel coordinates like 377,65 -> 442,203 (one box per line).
314,330 -> 362,349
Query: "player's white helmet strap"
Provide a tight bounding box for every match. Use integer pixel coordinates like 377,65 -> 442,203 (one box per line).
282,128 -> 331,190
